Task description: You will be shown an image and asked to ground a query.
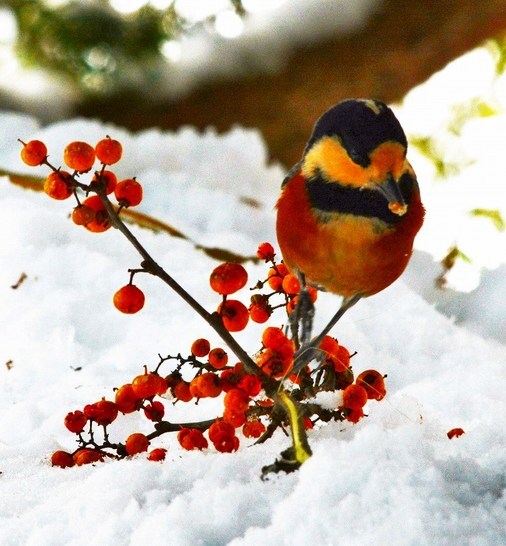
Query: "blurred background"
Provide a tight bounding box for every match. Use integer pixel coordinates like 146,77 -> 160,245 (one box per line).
1,0 -> 506,167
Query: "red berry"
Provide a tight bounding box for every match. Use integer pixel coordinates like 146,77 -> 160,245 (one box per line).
43,170 -> 73,200
356,370 -> 386,401
83,399 -> 118,426
262,327 -> 288,350
73,448 -> 104,466
191,372 -> 222,398
342,384 -> 368,410
132,372 -> 167,399
208,420 -> 235,443
90,170 -> 117,194
191,338 -> 211,358
256,242 -> 275,261
256,348 -> 293,379
173,380 -> 193,402
113,284 -> 145,314
64,410 -> 87,433
114,178 -> 143,207
147,448 -> 167,461
222,408 -> 246,428
51,450 -> 75,468
64,141 -> 95,172
220,364 -> 244,392
144,401 -> 165,421
20,139 -> 47,166
281,273 -> 301,295
249,294 -> 272,323
177,428 -> 208,451
81,195 -> 111,233
71,204 -> 95,226
217,299 -> 249,332
242,419 -> 266,438
237,374 -> 262,397
209,263 -> 248,295
208,348 -> 228,370
115,383 -> 140,413
125,433 -> 149,455
95,137 -> 122,165
267,263 -> 288,291
223,388 -> 250,413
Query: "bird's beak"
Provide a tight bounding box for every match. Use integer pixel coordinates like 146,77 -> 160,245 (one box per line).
375,175 -> 408,216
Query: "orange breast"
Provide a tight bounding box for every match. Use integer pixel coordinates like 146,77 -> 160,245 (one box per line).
276,173 -> 424,297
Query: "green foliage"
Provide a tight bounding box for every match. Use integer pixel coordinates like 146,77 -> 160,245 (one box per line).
3,0 -> 245,96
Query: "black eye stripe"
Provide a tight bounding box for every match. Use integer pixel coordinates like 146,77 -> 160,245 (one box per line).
306,171 -> 416,225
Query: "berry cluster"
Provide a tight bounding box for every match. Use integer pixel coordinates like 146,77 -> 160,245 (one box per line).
49,252 -> 387,469
20,137 -> 387,474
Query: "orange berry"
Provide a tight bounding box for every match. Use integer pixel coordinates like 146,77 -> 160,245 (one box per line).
193,372 -> 222,398
114,178 -> 143,207
177,427 -> 208,450
213,432 -> 239,453
173,380 -> 193,402
73,448 -> 104,466
132,372 -> 167,399
63,141 -> 95,172
242,419 -> 266,438
249,294 -> 272,323
51,450 -> 75,468
342,384 -> 368,410
81,195 -> 111,233
191,338 -> 211,358
208,347 -> 228,370
210,263 -> 248,295
64,410 -> 87,433
237,374 -> 262,397
223,388 -> 250,413
220,366 -> 244,392
267,263 -> 288,291
43,170 -> 73,200
356,370 -> 386,401
330,345 -> 351,373
90,170 -> 117,195
208,420 -> 235,443
256,348 -> 292,379
125,433 -> 149,455
222,408 -> 246,428
144,401 -> 165,421
447,428 -> 465,439
20,139 -> 47,166
83,399 -> 118,426
345,407 -> 364,423
95,137 -> 122,165
256,242 -> 275,261
282,273 -> 301,295
319,335 -> 340,357
71,204 -> 95,226
147,448 -> 167,461
261,326 -> 286,349
113,284 -> 145,314
115,383 -> 140,413
217,299 -> 249,332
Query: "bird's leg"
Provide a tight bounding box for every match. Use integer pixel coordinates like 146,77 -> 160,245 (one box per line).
288,272 -> 315,349
292,294 -> 362,372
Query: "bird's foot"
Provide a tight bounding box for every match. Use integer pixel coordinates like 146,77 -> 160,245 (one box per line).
289,285 -> 315,349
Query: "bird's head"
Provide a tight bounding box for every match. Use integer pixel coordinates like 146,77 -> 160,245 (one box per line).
301,99 -> 412,216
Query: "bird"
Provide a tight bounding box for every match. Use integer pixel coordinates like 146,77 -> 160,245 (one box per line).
276,99 -> 425,364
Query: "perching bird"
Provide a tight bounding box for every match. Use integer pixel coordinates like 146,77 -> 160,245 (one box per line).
276,99 -> 424,358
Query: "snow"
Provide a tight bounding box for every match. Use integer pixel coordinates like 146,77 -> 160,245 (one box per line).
1,53 -> 506,545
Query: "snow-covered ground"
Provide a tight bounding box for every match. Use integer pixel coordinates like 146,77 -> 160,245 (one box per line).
0,47 -> 505,545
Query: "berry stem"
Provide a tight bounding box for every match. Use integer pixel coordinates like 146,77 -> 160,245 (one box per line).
94,188 -> 278,393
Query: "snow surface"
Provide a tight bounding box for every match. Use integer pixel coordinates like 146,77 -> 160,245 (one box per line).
1,50 -> 506,545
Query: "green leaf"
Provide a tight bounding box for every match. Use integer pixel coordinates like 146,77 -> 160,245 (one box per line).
470,208 -> 506,231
